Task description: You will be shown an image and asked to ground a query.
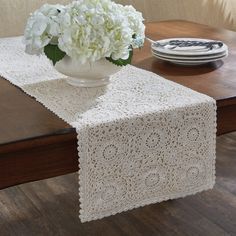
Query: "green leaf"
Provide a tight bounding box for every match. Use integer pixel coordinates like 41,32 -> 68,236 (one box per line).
106,49 -> 133,67
44,44 -> 66,66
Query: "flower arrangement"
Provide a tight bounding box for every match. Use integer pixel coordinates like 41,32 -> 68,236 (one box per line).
24,0 -> 145,67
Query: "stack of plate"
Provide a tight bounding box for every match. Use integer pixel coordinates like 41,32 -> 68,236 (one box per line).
151,38 -> 228,66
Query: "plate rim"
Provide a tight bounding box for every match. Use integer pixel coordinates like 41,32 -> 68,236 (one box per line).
152,51 -> 228,61
152,53 -> 228,64
151,37 -> 228,56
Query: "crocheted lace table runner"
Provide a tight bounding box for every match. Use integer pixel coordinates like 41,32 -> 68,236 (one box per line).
0,37 -> 216,222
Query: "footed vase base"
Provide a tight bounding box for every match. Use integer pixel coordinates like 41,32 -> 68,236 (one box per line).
65,76 -> 110,88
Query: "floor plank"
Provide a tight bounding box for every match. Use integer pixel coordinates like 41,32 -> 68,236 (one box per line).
0,133 -> 236,236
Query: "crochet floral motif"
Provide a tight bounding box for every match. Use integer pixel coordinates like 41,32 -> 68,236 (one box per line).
0,37 -> 216,222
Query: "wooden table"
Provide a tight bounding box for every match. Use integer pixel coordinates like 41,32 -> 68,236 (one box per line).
0,20 -> 236,189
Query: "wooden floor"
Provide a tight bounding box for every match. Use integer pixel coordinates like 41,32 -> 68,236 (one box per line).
0,134 -> 236,236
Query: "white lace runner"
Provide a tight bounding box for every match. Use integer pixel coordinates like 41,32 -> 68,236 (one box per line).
0,37 -> 216,222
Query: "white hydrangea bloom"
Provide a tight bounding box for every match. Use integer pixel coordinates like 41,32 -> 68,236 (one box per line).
58,0 -> 136,63
23,0 -> 145,64
24,4 -> 65,55
121,5 -> 145,48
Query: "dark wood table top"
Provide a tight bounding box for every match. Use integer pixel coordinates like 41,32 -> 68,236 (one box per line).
1,20 -> 236,189
1,20 -> 236,146
134,21 -> 236,102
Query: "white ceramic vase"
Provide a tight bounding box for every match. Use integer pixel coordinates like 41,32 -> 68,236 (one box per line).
54,56 -> 121,87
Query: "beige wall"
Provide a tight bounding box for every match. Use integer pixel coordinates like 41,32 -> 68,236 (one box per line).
117,0 -> 236,30
0,0 -> 71,37
0,0 -> 236,37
